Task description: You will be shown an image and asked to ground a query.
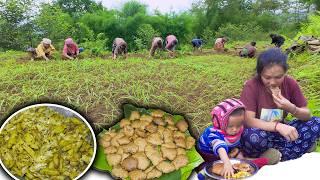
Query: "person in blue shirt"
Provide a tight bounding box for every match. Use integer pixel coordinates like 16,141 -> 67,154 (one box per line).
191,38 -> 204,51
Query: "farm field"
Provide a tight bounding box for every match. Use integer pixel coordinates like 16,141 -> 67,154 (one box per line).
0,50 -> 319,141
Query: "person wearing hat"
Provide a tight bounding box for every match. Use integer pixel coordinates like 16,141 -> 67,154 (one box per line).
62,38 -> 80,60
28,38 -> 55,61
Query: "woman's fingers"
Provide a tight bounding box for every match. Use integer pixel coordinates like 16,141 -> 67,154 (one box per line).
272,94 -> 283,104
292,128 -> 299,141
284,134 -> 291,141
284,127 -> 299,141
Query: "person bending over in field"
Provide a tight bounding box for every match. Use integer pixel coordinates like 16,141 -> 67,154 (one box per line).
191,38 -> 204,52
239,42 -> 257,58
270,34 -> 285,48
165,35 -> 178,57
27,38 -> 55,61
112,38 -> 128,60
214,37 -> 227,52
62,38 -> 82,60
149,37 -> 163,57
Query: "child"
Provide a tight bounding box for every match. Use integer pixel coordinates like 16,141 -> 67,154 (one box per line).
197,98 -> 269,178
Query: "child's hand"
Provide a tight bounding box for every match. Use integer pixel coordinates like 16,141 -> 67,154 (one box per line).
221,162 -> 234,179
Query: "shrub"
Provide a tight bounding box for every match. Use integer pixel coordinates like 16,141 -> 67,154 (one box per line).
215,23 -> 266,41
134,24 -> 160,51
79,33 -> 108,57
295,12 -> 320,38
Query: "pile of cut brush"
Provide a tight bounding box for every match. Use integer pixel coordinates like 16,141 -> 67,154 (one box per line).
286,35 -> 320,54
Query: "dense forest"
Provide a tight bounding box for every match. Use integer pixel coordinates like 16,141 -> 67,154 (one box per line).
0,0 -> 319,52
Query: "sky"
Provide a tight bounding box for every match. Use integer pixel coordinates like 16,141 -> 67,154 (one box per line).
39,0 -> 195,13
100,0 -> 194,13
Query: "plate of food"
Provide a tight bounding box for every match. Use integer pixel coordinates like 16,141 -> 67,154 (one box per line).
0,104 -> 96,180
204,158 -> 258,179
93,104 -> 204,180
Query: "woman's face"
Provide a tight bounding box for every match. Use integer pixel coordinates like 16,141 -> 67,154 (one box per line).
43,43 -> 50,49
260,64 -> 286,89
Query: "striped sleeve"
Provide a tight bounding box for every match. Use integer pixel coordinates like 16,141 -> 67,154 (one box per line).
198,126 -> 228,155
211,139 -> 228,156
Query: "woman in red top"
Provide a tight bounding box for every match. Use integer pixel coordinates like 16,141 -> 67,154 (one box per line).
240,48 -> 320,163
62,38 -> 79,60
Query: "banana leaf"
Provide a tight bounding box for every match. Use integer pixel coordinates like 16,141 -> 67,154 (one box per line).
93,104 -> 204,180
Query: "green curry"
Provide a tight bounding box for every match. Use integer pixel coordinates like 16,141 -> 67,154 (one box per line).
0,106 -> 94,179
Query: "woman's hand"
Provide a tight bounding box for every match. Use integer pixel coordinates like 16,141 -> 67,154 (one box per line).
221,161 -> 234,179
272,92 -> 295,113
276,123 -> 299,141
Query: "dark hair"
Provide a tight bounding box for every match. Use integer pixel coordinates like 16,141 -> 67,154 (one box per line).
251,41 -> 256,46
230,108 -> 245,117
256,48 -> 288,76
173,39 -> 178,45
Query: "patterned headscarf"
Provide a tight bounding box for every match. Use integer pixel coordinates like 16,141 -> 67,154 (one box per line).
211,98 -> 245,143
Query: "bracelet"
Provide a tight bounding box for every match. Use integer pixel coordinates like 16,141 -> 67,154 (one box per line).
274,121 -> 280,132
291,105 -> 298,115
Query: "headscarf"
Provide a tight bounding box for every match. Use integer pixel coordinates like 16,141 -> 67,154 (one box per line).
42,38 -> 52,45
65,38 -> 74,45
211,98 -> 245,143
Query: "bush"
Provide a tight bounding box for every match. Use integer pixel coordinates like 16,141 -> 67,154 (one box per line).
79,33 -> 108,57
215,23 -> 266,41
134,24 -> 160,51
201,27 -> 215,47
295,12 -> 320,38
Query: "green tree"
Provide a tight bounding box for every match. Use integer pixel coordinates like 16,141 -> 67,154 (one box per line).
121,0 -> 147,17
134,24 -> 160,51
297,12 -> 320,37
73,22 -> 94,43
0,0 -> 33,50
55,0 -> 104,18
35,4 -> 74,47
302,0 -> 320,11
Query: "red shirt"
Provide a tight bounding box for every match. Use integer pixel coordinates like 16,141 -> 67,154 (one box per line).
63,43 -> 79,56
240,75 -> 307,120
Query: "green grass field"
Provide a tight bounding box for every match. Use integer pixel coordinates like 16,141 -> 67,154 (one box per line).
0,51 -> 319,140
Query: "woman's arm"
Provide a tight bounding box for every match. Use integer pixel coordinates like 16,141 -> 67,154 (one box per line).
245,111 -> 278,131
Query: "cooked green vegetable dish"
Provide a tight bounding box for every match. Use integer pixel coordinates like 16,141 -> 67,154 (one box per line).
0,106 -> 94,179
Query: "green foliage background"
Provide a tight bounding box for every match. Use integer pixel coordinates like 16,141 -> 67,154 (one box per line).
1,0 -> 319,51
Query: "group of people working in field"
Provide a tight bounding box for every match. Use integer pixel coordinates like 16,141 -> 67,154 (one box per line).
27,38 -> 83,61
27,33 -> 285,61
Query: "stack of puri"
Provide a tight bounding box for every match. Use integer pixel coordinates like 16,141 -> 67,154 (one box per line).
99,110 -> 196,180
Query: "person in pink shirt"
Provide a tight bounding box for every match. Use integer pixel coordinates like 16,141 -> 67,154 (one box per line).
62,38 -> 79,60
149,37 -> 163,57
214,37 -> 227,52
112,38 -> 128,60
165,35 -> 178,56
